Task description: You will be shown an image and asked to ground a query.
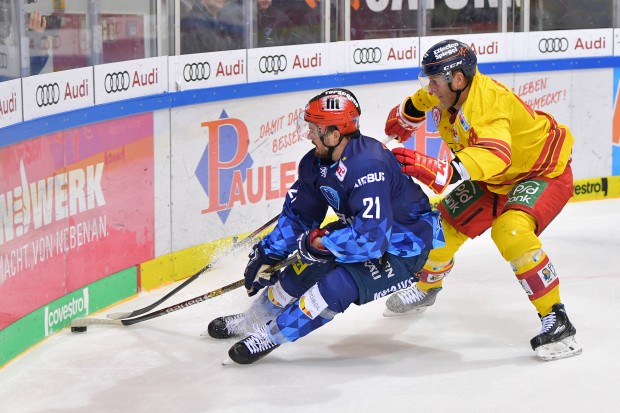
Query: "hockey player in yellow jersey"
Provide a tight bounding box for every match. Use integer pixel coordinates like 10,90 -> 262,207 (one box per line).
383,39 -> 581,361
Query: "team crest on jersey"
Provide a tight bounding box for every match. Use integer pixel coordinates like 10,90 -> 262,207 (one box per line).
457,110 -> 470,131
320,186 -> 340,209
320,166 -> 328,178
336,160 -> 347,181
452,127 -> 460,142
432,107 -> 442,127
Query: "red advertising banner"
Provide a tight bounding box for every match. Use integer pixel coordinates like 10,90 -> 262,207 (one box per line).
0,113 -> 155,329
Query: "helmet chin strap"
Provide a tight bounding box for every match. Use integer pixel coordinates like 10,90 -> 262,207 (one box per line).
319,131 -> 346,162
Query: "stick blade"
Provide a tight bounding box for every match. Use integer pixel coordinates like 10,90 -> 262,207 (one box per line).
107,311 -> 132,320
71,317 -> 124,327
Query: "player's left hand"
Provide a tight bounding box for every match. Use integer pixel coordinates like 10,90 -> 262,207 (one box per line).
298,228 -> 335,265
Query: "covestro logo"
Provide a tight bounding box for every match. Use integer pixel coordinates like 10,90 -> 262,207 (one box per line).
44,288 -> 89,336
573,178 -> 608,197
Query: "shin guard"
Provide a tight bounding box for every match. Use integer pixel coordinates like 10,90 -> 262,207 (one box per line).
511,249 -> 561,315
418,259 -> 454,291
268,284 -> 338,344
245,282 -> 295,327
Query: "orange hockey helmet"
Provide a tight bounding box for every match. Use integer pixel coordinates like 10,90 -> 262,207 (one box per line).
300,88 -> 361,137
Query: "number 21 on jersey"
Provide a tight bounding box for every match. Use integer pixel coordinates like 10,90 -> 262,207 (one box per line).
362,197 -> 381,219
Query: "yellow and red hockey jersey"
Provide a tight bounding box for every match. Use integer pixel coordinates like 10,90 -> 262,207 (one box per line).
411,69 -> 574,195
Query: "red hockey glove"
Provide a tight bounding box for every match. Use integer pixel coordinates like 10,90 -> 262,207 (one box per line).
384,98 -> 426,143
392,148 -> 454,194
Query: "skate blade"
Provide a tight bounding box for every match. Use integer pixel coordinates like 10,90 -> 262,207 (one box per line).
221,356 -> 236,366
383,306 -> 429,317
536,336 -> 583,361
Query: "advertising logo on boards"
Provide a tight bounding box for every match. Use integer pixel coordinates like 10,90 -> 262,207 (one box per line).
0,91 -> 17,117
172,51 -> 246,91
195,110 -> 297,224
104,71 -> 131,93
21,67 -> 93,121
44,288 -> 89,336
248,43 -> 326,82
347,38 -> 419,72
0,159 -> 106,249
101,67 -> 159,95
183,62 -> 211,81
259,55 -> 288,74
527,30 -> 611,59
538,38 -> 570,53
353,47 -> 382,64
35,83 -> 61,107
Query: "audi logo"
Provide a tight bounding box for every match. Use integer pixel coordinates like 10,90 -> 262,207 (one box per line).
0,52 -> 7,69
104,71 -> 131,93
353,47 -> 382,64
538,37 -> 569,53
183,62 -> 211,82
36,83 -> 61,107
259,55 -> 287,74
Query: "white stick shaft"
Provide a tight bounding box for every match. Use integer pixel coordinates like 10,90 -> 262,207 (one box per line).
382,135 -> 397,144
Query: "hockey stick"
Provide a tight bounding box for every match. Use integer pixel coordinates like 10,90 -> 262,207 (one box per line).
70,252 -> 300,329
384,134 -> 397,144
106,214 -> 279,320
99,136 -> 393,323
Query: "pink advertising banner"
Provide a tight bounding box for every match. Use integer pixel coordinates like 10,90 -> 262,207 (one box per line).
0,113 -> 155,329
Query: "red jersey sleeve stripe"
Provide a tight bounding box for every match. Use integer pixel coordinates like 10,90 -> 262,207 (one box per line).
475,138 -> 512,165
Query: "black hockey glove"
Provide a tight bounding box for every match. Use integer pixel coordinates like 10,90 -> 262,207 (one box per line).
321,219 -> 347,233
298,228 -> 335,266
244,243 -> 284,297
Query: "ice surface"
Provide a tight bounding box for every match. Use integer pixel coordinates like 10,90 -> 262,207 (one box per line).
1,199 -> 619,413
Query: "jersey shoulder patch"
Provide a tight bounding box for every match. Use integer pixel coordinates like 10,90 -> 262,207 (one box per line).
320,186 -> 340,209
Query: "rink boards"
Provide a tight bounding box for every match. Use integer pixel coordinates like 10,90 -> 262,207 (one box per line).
2,29 -> 620,367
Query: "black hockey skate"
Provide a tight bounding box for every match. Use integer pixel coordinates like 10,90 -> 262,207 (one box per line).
206,313 -> 248,339
530,303 -> 582,361
228,324 -> 279,364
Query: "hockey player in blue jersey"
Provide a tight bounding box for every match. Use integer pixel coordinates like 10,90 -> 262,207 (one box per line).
207,88 -> 444,364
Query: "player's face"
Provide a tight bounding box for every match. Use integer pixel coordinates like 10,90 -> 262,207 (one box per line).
308,124 -> 336,157
296,112 -> 340,159
425,74 -> 456,109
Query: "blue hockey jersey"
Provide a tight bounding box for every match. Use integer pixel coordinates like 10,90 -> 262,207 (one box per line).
261,135 -> 443,263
